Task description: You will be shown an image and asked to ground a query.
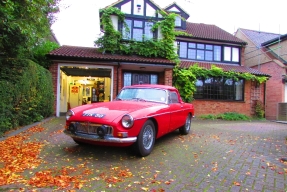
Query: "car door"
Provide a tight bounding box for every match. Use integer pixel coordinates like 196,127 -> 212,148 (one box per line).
168,91 -> 186,131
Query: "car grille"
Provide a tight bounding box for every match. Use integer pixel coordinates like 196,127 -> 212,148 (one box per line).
73,122 -> 113,135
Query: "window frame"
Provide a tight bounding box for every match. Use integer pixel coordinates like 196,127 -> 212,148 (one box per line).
193,77 -> 244,101
123,72 -> 159,86
121,18 -> 156,41
178,41 -> 241,64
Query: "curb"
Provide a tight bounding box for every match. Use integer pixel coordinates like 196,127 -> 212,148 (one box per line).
0,116 -> 55,141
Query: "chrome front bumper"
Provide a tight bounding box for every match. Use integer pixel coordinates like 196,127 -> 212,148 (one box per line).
64,130 -> 137,143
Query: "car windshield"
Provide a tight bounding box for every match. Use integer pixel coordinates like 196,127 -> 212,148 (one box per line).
116,88 -> 167,103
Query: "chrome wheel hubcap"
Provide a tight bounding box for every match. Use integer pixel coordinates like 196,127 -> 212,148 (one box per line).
143,125 -> 153,150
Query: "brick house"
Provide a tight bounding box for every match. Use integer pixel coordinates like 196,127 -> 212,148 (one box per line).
48,0 -> 269,117
235,28 -> 287,120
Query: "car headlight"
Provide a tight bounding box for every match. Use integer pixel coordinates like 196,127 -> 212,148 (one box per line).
121,114 -> 134,128
66,110 -> 75,120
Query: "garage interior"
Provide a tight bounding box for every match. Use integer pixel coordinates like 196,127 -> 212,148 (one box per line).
59,66 -> 112,114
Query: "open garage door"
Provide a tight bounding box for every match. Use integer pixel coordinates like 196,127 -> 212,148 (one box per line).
59,66 -> 113,115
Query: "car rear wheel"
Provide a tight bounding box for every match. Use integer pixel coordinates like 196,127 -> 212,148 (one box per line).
134,120 -> 155,157
179,114 -> 191,135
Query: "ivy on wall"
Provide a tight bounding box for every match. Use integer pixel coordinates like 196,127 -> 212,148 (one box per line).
95,7 -> 268,102
173,64 -> 268,102
94,7 -> 187,61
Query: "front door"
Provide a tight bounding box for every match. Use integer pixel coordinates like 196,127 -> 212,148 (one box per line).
132,74 -> 150,85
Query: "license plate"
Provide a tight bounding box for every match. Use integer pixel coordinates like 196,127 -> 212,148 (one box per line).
77,123 -> 89,133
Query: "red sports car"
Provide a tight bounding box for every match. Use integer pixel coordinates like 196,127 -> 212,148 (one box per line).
65,84 -> 195,157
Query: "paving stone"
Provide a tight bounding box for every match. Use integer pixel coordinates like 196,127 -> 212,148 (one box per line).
1,117 -> 286,191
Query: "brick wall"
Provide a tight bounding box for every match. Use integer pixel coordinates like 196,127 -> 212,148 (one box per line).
257,61 -> 286,120
164,69 -> 173,86
192,80 -> 265,117
49,63 -> 58,116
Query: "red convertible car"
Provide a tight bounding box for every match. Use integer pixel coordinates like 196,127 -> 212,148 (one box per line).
65,84 -> 195,157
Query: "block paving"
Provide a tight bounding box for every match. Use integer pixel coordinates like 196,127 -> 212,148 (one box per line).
0,117 -> 286,191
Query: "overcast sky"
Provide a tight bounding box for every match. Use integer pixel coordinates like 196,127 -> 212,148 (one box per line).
51,0 -> 287,47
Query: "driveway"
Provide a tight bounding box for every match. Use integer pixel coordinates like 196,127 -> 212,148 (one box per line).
0,117 -> 287,191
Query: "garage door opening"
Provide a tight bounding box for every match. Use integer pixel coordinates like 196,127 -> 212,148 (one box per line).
59,66 -> 112,115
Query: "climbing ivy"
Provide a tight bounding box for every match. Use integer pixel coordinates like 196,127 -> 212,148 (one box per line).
95,7 -> 268,103
94,7 -> 187,61
173,64 -> 268,102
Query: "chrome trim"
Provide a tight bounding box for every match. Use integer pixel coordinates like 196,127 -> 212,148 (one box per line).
64,130 -> 137,143
71,122 -> 113,135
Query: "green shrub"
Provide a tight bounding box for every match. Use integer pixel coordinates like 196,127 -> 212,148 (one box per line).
253,100 -> 265,119
0,58 -> 54,136
200,112 -> 250,121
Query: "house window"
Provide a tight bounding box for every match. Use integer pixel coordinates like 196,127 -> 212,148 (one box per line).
123,72 -> 158,86
194,77 -> 244,101
178,41 -> 240,63
124,73 -> 132,86
175,16 -> 181,27
150,74 -> 158,84
223,46 -> 239,62
122,19 -> 154,41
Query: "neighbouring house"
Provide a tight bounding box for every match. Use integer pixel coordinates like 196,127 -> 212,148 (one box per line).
48,0 -> 269,117
235,28 -> 287,120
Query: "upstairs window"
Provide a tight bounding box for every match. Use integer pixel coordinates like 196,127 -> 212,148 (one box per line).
175,16 -> 182,27
223,47 -> 239,62
178,41 -> 240,64
122,19 -> 154,41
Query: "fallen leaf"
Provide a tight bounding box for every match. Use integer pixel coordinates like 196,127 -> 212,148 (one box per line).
141,187 -> 149,191
233,182 -> 240,186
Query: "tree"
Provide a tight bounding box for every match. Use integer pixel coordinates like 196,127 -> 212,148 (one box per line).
31,40 -> 60,69
0,0 -> 59,58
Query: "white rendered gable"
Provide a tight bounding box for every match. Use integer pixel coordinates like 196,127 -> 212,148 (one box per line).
133,0 -> 144,15
121,1 -> 132,14
167,6 -> 180,12
146,3 -> 156,17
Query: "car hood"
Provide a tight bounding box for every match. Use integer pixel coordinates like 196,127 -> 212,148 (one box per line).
71,101 -> 161,122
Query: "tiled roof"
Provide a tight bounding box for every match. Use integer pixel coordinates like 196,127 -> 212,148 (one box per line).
48,46 -> 270,77
48,46 -> 175,65
239,28 -> 280,47
261,33 -> 287,46
181,22 -> 246,45
180,61 -> 270,76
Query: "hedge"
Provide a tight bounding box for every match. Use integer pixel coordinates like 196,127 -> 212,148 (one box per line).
0,58 -> 54,136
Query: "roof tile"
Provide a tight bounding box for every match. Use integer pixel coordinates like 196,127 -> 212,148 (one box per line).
48,47 -> 269,77
181,22 -> 246,44
48,45 -> 175,64
239,28 -> 280,47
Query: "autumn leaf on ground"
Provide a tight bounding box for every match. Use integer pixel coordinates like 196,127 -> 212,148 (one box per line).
0,130 -> 45,186
100,167 -> 133,185
233,181 -> 240,186
141,187 -> 149,191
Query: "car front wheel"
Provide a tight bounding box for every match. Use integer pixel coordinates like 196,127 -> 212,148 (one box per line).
134,120 -> 155,157
179,113 -> 191,135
